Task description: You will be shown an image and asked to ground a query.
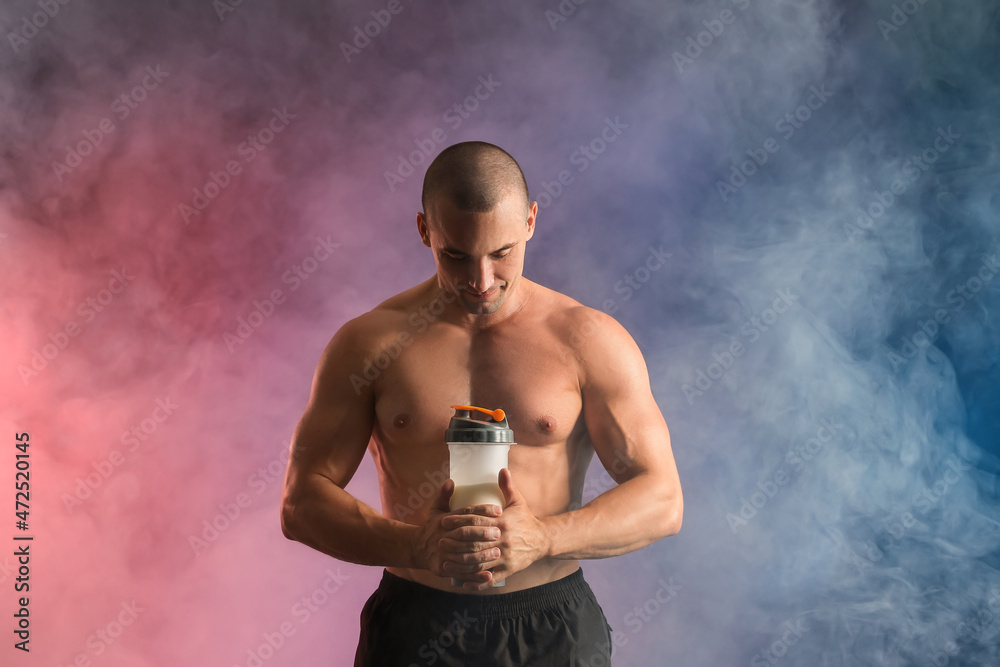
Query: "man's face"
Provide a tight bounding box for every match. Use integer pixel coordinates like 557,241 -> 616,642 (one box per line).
417,192 -> 536,315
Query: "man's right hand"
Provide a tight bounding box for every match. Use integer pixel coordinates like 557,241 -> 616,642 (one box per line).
413,479 -> 503,585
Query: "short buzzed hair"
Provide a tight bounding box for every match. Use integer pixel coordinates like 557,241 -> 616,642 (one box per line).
421,141 -> 530,219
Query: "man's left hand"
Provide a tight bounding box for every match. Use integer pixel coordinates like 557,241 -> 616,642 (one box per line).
440,468 -> 550,591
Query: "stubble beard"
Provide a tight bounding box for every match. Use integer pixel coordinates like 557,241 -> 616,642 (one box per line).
461,285 -> 506,314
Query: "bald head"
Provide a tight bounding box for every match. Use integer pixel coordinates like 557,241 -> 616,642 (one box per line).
421,141 -> 529,221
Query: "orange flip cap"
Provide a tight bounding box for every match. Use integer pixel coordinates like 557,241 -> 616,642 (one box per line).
450,404 -> 505,422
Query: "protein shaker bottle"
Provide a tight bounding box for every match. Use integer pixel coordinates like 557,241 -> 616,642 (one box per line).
447,403 -> 514,587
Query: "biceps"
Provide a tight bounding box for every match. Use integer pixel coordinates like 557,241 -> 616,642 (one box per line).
288,399 -> 373,490
288,318 -> 385,486
577,312 -> 677,486
584,389 -> 671,484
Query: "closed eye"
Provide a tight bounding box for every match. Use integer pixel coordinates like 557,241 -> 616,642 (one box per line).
442,252 -> 510,261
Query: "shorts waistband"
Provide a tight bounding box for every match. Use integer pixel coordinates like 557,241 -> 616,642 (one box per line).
378,568 -> 590,620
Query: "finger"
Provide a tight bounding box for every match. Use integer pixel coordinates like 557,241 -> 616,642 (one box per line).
447,567 -> 494,584
438,537 -> 500,555
439,525 -> 500,546
441,547 -> 501,567
431,479 -> 455,513
444,554 -> 502,576
440,513 -> 501,530
462,569 -> 500,592
447,503 -> 503,517
498,468 -> 519,507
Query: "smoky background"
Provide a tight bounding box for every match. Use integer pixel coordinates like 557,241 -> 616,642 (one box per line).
0,0 -> 998,664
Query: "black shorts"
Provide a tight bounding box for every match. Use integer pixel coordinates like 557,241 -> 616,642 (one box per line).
354,567 -> 615,666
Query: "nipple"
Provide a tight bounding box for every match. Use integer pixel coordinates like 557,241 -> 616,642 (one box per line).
538,416 -> 557,433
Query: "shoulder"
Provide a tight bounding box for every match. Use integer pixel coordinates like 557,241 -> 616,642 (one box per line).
321,282 -> 428,363
527,281 -> 643,376
526,281 -> 627,342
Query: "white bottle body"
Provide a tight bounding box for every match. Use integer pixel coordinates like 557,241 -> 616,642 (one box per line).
448,442 -> 510,510
447,442 -> 512,588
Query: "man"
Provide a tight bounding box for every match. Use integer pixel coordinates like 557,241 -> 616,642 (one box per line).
280,141 -> 682,665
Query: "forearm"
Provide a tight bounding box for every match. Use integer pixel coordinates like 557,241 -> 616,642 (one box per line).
543,472 -> 681,560
282,474 -> 420,568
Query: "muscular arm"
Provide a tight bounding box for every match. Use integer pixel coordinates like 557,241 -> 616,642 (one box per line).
281,316 -> 501,583
279,316 -> 421,568
542,309 -> 683,559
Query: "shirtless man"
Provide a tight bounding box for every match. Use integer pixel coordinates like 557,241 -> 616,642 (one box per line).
280,141 -> 683,665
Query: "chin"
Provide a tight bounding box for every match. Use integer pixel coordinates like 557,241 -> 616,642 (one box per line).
462,292 -> 505,314
464,301 -> 501,315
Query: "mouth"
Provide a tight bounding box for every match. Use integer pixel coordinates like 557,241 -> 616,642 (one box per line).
466,288 -> 497,300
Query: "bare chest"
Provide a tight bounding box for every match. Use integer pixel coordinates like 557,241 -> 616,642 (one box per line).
370,323 -> 584,455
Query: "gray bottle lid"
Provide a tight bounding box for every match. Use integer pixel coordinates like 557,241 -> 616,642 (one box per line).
447,404 -> 514,443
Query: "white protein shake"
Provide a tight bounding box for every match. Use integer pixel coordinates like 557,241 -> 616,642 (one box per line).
446,404 -> 515,588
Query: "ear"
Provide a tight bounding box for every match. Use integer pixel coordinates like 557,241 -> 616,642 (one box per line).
524,201 -> 537,242
417,211 -> 432,248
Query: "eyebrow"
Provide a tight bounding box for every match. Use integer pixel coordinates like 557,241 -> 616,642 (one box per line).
440,242 -> 517,255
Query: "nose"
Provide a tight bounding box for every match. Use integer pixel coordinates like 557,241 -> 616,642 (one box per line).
467,258 -> 496,294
